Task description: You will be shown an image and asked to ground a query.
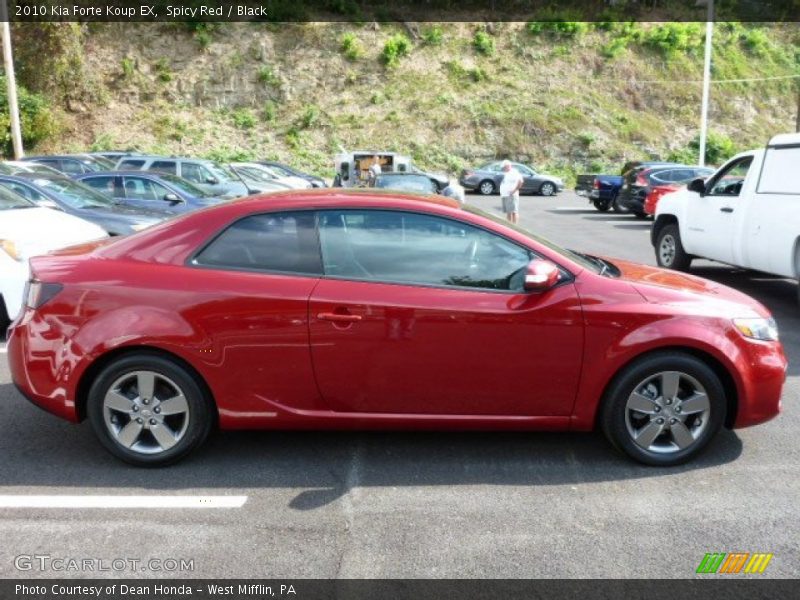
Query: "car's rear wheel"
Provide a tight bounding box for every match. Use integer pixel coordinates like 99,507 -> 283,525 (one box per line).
592,199 -> 610,212
611,193 -> 627,213
539,182 -> 556,196
656,224 -> 692,271
478,180 -> 496,195
600,353 -> 726,466
0,297 -> 9,337
87,353 -> 214,466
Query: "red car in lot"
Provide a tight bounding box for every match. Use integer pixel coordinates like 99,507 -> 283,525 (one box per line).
7,190 -> 786,466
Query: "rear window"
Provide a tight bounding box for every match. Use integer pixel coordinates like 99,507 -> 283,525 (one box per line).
194,211 -> 322,275
757,146 -> 800,195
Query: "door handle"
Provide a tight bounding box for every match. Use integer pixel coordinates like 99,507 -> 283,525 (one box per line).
720,207 -> 734,213
317,312 -> 362,323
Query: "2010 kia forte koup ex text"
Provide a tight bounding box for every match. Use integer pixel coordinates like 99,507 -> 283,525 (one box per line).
7,190 -> 787,467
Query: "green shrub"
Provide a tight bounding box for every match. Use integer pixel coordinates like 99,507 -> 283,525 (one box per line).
668,132 -> 738,166
422,25 -> 443,45
739,28 -> 770,55
473,31 -> 495,56
642,23 -> 703,57
263,101 -> 277,122
340,32 -> 364,61
257,66 -> 280,86
601,38 -> 629,59
121,57 -> 136,78
154,58 -> 172,82
230,108 -> 257,130
381,34 -> 412,67
0,76 -> 58,155
298,104 -> 319,129
527,18 -> 589,38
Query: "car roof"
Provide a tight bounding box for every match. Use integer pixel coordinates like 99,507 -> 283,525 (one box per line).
77,170 -> 173,177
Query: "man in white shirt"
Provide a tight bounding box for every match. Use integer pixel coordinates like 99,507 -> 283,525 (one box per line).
367,156 -> 382,186
499,160 -> 524,223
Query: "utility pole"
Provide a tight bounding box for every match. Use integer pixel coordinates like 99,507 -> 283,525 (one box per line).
697,0 -> 714,166
0,2 -> 23,159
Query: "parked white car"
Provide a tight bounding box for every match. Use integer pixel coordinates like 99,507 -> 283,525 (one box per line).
653,132 -> 800,302
229,162 -> 310,190
0,188 -> 107,326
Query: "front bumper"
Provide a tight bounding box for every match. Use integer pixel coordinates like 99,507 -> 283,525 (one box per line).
732,338 -> 787,428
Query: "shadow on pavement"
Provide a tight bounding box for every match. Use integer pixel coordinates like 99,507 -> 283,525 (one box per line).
0,385 -> 743,509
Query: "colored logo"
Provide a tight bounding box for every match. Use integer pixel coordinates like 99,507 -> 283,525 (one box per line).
697,553 -> 773,574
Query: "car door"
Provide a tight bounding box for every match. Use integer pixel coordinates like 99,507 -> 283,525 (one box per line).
189,210 -> 325,416
121,176 -> 182,212
513,164 -> 538,193
308,209 -> 584,416
81,175 -> 123,202
684,156 -> 753,264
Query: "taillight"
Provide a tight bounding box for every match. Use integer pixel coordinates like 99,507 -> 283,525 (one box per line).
592,179 -> 600,189
24,280 -> 63,309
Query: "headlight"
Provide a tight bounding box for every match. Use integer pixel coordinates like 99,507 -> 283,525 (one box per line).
0,239 -> 22,261
733,317 -> 779,341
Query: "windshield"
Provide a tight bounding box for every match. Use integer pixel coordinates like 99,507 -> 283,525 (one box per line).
234,165 -> 276,183
31,177 -> 114,209
206,162 -> 237,183
463,204 -> 603,274
0,185 -> 35,210
158,173 -> 213,197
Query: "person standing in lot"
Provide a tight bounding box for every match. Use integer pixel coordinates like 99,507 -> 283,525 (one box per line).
367,156 -> 382,187
500,159 -> 523,223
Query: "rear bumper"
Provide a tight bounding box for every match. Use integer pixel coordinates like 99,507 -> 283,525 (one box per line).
618,192 -> 646,213
7,315 -> 81,423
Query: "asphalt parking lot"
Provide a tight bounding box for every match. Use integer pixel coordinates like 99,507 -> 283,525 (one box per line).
0,191 -> 797,579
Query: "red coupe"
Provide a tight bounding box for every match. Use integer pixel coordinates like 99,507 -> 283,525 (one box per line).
7,190 -> 786,466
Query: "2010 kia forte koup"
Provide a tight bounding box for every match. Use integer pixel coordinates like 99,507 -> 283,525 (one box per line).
7,190 -> 787,467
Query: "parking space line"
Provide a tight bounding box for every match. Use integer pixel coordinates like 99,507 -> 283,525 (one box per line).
0,495 -> 248,509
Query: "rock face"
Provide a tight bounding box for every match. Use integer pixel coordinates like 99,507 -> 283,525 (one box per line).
27,22 -> 800,180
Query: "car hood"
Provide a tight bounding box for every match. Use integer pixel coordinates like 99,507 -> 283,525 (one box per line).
609,258 -> 769,318
0,207 -> 107,258
80,206 -> 165,224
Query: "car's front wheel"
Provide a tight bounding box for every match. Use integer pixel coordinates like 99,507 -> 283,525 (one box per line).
87,353 -> 214,466
539,182 -> 556,196
478,180 -> 496,195
600,353 -> 726,466
656,224 -> 692,271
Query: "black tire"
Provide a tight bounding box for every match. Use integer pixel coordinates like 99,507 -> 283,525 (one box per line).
332,174 -> 341,187
655,223 -> 692,271
599,352 -> 726,466
0,297 -> 9,338
87,353 -> 214,467
478,180 -> 496,196
633,211 -> 648,220
593,199 -> 611,212
539,182 -> 556,196
611,193 -> 628,213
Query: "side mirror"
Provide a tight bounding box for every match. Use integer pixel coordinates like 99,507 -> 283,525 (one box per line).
163,193 -> 180,204
524,259 -> 560,292
688,177 -> 706,195
206,176 -> 219,185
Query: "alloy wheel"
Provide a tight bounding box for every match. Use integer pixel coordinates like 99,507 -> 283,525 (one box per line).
103,370 -> 191,455
624,371 -> 711,454
540,183 -> 555,196
479,181 -> 495,195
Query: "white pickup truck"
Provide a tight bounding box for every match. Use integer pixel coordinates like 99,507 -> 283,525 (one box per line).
652,132 -> 800,302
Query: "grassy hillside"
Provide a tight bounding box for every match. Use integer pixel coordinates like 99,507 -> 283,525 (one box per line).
6,21 -> 800,183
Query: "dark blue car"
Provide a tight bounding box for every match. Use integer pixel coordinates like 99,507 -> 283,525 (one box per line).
0,173 -> 168,236
75,171 -> 227,214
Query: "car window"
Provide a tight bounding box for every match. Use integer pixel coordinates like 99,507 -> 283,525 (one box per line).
31,177 -> 113,209
0,181 -> 48,204
707,157 -> 753,197
118,159 -> 146,170
650,169 -> 675,184
182,163 -> 212,184
757,146 -> 800,195
82,176 -> 118,196
374,175 -> 436,194
59,160 -> 85,175
514,164 -> 534,176
158,173 -> 211,197
150,161 -> 178,175
0,184 -> 36,209
123,177 -> 171,201
194,211 -> 321,274
318,209 -> 533,291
